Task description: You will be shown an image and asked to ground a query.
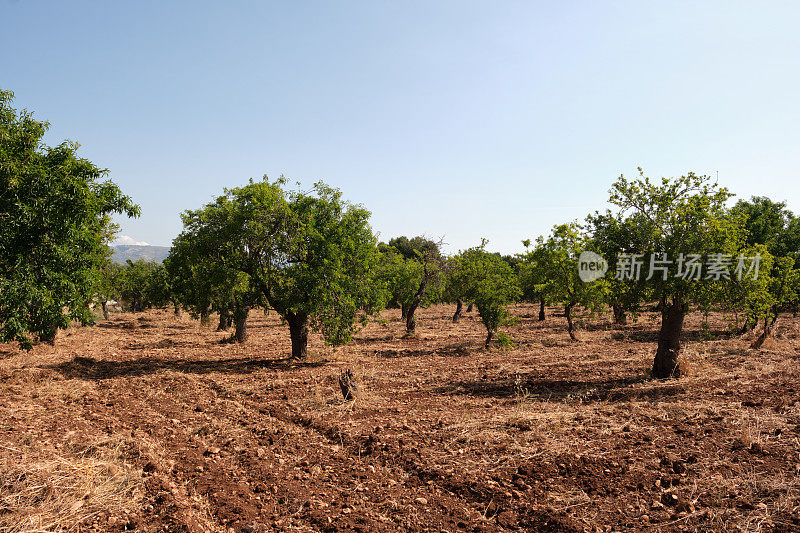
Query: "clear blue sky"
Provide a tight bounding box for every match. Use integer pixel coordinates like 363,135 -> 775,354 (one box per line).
3,1 -> 799,254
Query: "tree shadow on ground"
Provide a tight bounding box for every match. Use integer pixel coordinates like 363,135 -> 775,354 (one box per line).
123,339 -> 201,350
46,355 -> 327,380
351,334 -> 396,346
96,321 -> 138,330
624,328 -> 737,343
373,344 -> 472,358
243,322 -> 285,330
434,374 -> 685,404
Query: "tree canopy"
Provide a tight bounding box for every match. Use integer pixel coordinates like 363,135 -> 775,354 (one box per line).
171,177 -> 386,358
449,242 -> 520,348
0,90 -> 139,348
607,169 -> 746,377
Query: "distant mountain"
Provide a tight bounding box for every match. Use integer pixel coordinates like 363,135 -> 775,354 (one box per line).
111,245 -> 171,264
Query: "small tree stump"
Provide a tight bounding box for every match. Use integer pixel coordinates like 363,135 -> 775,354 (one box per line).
338,369 -> 359,400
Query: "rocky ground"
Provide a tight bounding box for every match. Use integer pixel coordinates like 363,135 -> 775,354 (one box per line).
1,304 -> 799,532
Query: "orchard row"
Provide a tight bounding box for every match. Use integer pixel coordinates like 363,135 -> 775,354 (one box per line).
2,90 -> 798,378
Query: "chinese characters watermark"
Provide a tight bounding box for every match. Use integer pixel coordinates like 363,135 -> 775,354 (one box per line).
580,252 -> 761,282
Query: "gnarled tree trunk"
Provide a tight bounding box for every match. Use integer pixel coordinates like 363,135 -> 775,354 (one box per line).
484,328 -> 493,349
405,273 -> 430,334
101,301 -> 110,321
751,313 -> 778,349
565,302 -> 578,341
740,316 -> 756,334
538,297 -> 546,321
452,298 -> 463,323
200,306 -> 211,327
406,301 -> 420,333
612,303 -> 627,325
287,311 -> 309,359
652,298 -> 686,378
233,307 -> 249,343
217,308 -> 231,331
338,369 -> 359,400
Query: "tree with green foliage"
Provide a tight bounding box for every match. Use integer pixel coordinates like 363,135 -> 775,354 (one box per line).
585,212 -> 651,325
167,213 -> 262,342
534,223 -> 606,341
383,236 -> 440,262
378,236 -> 445,332
443,255 -> 470,323
608,169 -> 745,378
176,177 -> 385,358
518,240 -> 549,321
116,260 -> 168,312
379,250 -> 422,318
731,197 -> 796,257
749,255 -> 799,348
450,242 -> 521,348
165,233 -> 216,325
0,90 -> 139,347
93,256 -> 123,320
727,246 -> 799,346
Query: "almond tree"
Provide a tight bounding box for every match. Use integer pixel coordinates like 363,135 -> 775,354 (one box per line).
175,178 -> 385,358
585,212 -> 651,325
0,90 -> 139,347
608,170 -> 744,378
93,256 -> 122,320
518,240 -> 549,321
378,236 -> 444,333
736,252 -> 799,348
450,242 -> 521,348
534,223 -> 606,341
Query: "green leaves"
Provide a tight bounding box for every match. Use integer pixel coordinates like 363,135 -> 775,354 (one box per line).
607,170 -> 744,306
115,259 -> 170,312
170,177 -> 385,353
450,243 -> 521,346
0,89 -> 139,347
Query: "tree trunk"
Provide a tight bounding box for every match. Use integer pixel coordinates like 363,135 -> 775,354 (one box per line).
406,302 -> 419,334
338,369 -> 359,400
217,308 -> 231,331
652,299 -> 686,378
233,307 -> 249,343
173,301 -> 181,316
200,306 -> 211,327
612,303 -> 627,325
452,298 -> 463,323
484,329 -> 493,349
101,301 -> 109,321
538,297 -> 546,321
565,303 -> 578,341
287,311 -> 309,359
751,313 -> 778,349
406,274 -> 430,335
400,304 -> 408,320
740,317 -> 756,334
467,303 -> 474,313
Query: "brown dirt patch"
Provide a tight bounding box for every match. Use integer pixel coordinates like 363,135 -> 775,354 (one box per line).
1,304 -> 799,531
